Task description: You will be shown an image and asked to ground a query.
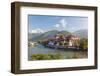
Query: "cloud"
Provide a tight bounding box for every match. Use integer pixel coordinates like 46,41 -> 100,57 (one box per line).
31,28 -> 45,33
54,18 -> 67,28
60,18 -> 67,28
55,24 -> 60,28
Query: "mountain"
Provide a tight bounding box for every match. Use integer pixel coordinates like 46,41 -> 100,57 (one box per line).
28,33 -> 41,40
73,29 -> 88,38
28,29 -> 88,41
28,30 -> 71,41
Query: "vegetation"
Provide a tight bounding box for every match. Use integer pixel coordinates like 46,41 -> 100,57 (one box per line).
79,38 -> 88,50
72,53 -> 80,58
59,41 -> 64,46
31,53 -> 81,60
59,34 -> 65,39
74,40 -> 80,48
31,53 -> 63,60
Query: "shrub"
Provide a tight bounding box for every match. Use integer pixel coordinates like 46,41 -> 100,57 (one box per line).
31,53 -> 63,60
72,53 -> 80,58
51,53 -> 62,59
79,38 -> 88,50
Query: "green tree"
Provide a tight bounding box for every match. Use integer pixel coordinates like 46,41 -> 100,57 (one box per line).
59,41 -> 65,46
79,38 -> 88,50
59,34 -> 65,39
74,40 -> 80,48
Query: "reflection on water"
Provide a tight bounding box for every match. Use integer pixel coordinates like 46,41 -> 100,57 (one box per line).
28,44 -> 88,60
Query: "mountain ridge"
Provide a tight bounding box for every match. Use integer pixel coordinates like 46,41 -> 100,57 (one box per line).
29,29 -> 88,41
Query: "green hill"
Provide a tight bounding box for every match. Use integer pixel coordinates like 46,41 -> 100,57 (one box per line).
29,30 -> 71,41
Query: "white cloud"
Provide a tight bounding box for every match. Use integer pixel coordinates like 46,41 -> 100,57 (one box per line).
31,28 -> 45,33
60,18 -> 67,28
54,18 -> 67,28
55,24 -> 60,28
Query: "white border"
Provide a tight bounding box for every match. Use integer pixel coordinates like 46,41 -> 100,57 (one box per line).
20,6 -> 95,70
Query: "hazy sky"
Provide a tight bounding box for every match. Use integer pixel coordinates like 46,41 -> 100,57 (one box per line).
28,15 -> 88,33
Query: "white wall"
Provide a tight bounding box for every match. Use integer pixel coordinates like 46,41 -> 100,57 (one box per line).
0,0 -> 100,76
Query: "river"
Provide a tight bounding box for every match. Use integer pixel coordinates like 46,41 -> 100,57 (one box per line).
28,44 -> 87,60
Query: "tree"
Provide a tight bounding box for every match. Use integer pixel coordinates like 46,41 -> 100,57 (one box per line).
74,40 -> 80,48
79,38 -> 88,50
59,34 -> 65,39
59,41 -> 63,46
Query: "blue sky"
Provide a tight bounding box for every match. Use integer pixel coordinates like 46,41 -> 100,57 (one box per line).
28,15 -> 88,33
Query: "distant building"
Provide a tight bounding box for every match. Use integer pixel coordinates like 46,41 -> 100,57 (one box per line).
47,34 -> 80,47
65,35 -> 80,47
